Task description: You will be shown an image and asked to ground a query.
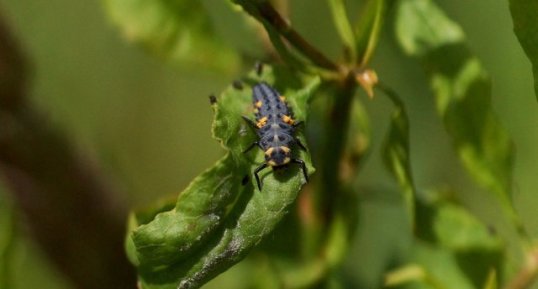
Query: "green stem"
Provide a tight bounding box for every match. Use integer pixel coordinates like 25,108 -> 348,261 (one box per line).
252,2 -> 341,72
260,19 -> 310,71
319,75 -> 357,224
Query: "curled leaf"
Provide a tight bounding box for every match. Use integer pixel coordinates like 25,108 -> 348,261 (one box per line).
127,66 -> 319,289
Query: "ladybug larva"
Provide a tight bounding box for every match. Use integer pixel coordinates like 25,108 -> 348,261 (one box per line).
242,82 -> 308,190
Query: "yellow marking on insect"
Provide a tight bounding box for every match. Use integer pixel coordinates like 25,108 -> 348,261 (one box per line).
282,115 -> 295,125
255,100 -> 263,108
283,157 -> 291,164
264,147 -> 274,156
268,160 -> 277,167
254,108 -> 259,114
279,95 -> 286,102
256,116 -> 268,128
280,146 -> 291,153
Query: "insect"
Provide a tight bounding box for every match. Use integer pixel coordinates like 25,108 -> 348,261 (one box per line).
243,82 -> 308,190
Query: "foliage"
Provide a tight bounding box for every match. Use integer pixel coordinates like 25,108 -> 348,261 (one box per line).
3,0 -> 536,288
126,68 -> 319,289
101,0 -> 538,287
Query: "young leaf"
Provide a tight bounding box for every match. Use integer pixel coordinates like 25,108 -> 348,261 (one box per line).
327,0 -> 357,62
355,0 -> 386,66
380,85 -> 416,228
127,66 -> 319,289
103,0 -> 240,72
394,0 -> 518,231
509,0 -> 538,101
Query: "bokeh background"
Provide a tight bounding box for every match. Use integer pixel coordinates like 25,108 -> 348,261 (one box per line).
0,0 -> 537,288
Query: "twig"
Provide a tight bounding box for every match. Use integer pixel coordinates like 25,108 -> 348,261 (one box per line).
254,2 -> 341,72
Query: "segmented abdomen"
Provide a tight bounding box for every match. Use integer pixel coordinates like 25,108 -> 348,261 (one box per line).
252,82 -> 295,151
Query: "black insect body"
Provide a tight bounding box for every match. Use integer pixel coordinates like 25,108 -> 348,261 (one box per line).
243,82 -> 308,190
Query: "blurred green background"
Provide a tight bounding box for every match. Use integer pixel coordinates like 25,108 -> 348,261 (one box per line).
0,0 -> 537,288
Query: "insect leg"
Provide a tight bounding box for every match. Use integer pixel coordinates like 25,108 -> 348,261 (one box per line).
255,61 -> 264,76
243,141 -> 259,153
295,138 -> 307,151
254,163 -> 268,191
242,115 -> 258,131
293,120 -> 304,128
292,159 -> 309,183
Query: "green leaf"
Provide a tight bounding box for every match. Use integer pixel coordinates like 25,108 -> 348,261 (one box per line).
327,0 -> 357,62
509,0 -> 538,101
355,0 -> 387,66
394,0 -> 464,57
394,0 -> 518,231
380,85 -> 416,228
418,195 -> 503,289
127,66 -> 320,289
432,203 -> 501,251
388,195 -> 503,289
103,0 -> 240,72
411,245 -> 476,289
481,269 -> 497,289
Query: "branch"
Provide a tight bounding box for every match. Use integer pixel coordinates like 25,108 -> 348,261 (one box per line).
252,2 -> 340,72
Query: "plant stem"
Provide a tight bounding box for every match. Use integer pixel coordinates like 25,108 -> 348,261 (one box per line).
318,74 -> 356,223
254,2 -> 341,72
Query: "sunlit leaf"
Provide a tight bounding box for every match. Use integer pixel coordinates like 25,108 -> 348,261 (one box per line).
395,0 -> 464,56
394,0 -> 517,228
127,66 -> 319,289
509,0 -> 538,101
103,0 -> 240,72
